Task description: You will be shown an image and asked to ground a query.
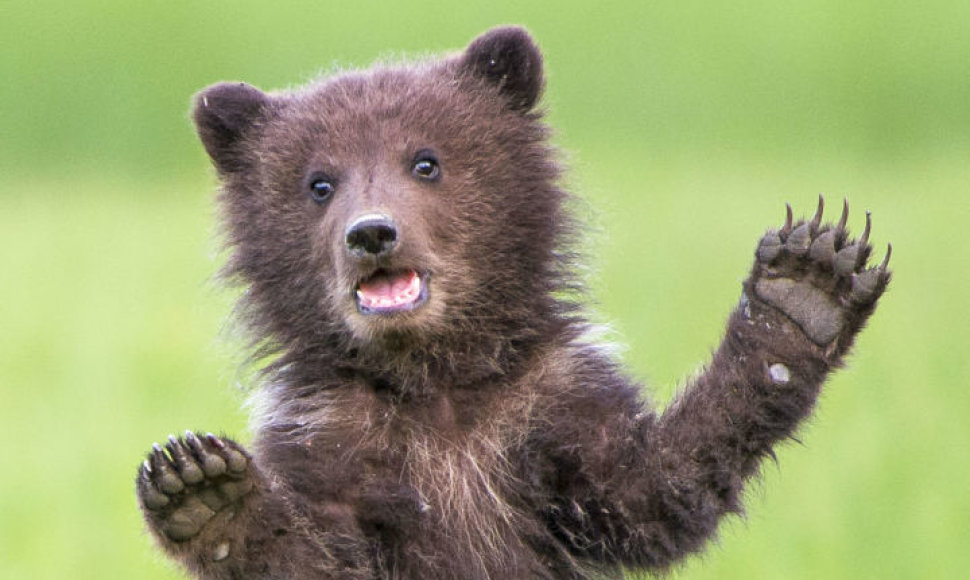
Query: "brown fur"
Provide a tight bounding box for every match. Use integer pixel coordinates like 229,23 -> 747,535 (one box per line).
136,27 -> 890,579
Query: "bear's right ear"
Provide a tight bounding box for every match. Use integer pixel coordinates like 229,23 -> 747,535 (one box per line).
459,26 -> 544,112
193,82 -> 271,173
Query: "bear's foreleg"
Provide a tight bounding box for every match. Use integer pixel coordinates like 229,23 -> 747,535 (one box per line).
561,197 -> 890,570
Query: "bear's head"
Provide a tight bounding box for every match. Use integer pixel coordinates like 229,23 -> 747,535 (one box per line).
193,27 -> 575,384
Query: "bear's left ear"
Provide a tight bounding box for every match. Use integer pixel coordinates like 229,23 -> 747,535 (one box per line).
193,82 -> 273,174
459,26 -> 544,112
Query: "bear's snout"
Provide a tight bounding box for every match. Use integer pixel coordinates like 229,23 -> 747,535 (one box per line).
345,214 -> 398,258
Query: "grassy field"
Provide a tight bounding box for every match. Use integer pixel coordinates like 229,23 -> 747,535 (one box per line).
2,1 -> 968,578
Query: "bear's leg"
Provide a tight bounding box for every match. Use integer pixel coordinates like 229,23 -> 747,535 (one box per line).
593,197 -> 890,569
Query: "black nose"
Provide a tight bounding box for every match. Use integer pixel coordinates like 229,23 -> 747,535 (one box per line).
345,215 -> 398,257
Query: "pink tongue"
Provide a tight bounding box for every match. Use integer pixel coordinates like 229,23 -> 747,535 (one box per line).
357,270 -> 421,309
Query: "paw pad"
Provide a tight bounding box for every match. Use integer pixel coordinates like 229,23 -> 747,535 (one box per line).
137,432 -> 252,542
752,195 -> 891,345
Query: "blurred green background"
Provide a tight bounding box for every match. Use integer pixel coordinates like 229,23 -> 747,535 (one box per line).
2,1 -> 967,578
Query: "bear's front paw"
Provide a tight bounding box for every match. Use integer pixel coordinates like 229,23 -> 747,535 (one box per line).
748,196 -> 891,347
136,432 -> 254,543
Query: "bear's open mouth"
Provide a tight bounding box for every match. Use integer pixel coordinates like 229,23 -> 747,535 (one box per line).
355,269 -> 428,315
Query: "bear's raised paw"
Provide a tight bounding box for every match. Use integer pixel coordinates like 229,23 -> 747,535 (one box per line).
136,432 -> 254,543
748,195 -> 891,347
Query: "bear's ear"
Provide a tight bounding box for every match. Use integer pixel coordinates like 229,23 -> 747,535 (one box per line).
459,26 -> 544,112
193,82 -> 272,173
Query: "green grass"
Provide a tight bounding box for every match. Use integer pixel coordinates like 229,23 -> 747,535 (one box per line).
1,154 -> 966,579
0,178 -> 245,579
3,0 -> 970,177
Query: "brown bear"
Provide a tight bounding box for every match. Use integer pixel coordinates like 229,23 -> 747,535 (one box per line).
135,26 -> 891,579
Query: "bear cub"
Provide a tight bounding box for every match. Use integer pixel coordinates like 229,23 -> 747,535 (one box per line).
136,27 -> 891,579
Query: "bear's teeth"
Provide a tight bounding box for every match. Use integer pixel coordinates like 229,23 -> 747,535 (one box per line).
356,270 -> 423,311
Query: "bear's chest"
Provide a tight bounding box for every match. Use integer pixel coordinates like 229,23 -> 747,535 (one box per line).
339,392 -> 537,576
358,429 -> 534,578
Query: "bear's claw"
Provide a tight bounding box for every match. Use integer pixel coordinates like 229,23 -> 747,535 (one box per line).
751,195 -> 890,346
137,432 -> 254,543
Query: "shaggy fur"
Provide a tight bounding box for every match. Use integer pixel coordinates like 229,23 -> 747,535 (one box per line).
136,27 -> 891,579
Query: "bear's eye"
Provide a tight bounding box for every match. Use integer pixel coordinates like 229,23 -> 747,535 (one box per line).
308,176 -> 336,203
411,150 -> 441,181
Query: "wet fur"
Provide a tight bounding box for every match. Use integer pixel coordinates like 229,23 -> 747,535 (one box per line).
137,27 -> 889,579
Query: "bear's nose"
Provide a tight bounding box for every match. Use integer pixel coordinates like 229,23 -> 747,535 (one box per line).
345,214 -> 398,257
